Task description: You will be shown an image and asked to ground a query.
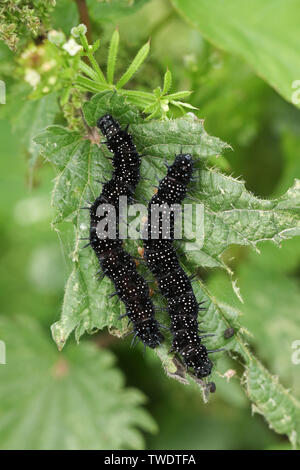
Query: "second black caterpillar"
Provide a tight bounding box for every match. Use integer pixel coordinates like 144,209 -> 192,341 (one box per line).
142,154 -> 214,378
89,114 -> 163,348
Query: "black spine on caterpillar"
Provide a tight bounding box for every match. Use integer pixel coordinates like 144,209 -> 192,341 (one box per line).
142,154 -> 213,377
89,114 -> 163,348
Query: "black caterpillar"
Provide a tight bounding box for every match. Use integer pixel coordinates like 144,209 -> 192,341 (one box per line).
142,154 -> 215,378
88,114 -> 164,348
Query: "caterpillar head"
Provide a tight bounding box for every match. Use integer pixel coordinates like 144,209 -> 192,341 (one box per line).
97,114 -> 121,137
168,153 -> 193,184
194,355 -> 213,378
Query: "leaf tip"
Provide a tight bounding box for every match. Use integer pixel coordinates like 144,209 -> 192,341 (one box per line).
51,321 -> 67,351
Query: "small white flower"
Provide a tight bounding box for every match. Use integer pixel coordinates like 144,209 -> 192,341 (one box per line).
24,69 -> 41,88
62,38 -> 82,56
71,24 -> 87,38
48,30 -> 65,46
42,86 -> 50,93
161,100 -> 169,112
48,76 -> 57,85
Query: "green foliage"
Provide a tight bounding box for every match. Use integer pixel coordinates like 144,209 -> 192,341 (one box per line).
107,28 -> 120,84
186,169 -> 300,271
0,315 -> 156,449
1,0 -> 300,451
208,238 -> 300,398
87,0 -> 150,23
49,0 -> 78,34
35,91 -> 300,446
33,90 -> 227,349
0,0 -> 56,51
6,85 -> 59,170
12,24 -> 194,130
275,131 -> 300,197
172,0 -> 300,107
72,27 -> 195,119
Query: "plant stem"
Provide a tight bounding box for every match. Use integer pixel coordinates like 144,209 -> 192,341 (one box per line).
74,0 -> 92,42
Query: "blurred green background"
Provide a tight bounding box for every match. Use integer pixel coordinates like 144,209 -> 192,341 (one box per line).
0,0 -> 299,450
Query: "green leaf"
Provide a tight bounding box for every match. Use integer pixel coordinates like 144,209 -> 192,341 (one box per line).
51,259 -> 125,350
187,169 -> 300,269
87,0 -> 150,22
79,37 -> 106,85
78,61 -> 99,81
162,69 -> 172,96
172,0 -> 300,106
75,75 -> 109,93
130,116 -> 229,159
83,91 -> 143,128
171,100 -> 198,110
116,41 -> 150,89
167,274 -> 300,445
166,91 -> 192,101
35,91 -> 300,445
50,0 -> 79,34
142,102 -> 160,115
0,316 -> 157,450
107,29 -> 120,84
208,238 -> 300,396
244,356 -> 300,447
34,125 -> 110,225
119,89 -> 154,103
274,131 -> 300,197
7,86 -> 59,170
83,92 -> 228,159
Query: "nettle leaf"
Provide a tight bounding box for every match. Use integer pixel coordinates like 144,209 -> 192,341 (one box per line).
35,127 -> 109,224
172,0 -> 300,107
0,316 -> 157,450
188,169 -> 300,269
34,124 -> 123,346
84,94 -> 228,159
189,280 -> 300,445
242,349 -> 300,447
35,91 -> 300,445
208,239 -> 300,395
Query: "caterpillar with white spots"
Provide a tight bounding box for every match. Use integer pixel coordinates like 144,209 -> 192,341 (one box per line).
88,114 -> 164,348
142,154 -> 215,379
